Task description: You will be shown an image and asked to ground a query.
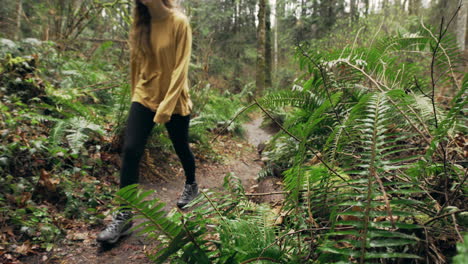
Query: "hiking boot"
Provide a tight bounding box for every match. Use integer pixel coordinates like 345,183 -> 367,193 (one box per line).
177,183 -> 199,209
96,210 -> 133,244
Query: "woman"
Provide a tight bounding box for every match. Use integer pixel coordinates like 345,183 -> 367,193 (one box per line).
97,0 -> 197,244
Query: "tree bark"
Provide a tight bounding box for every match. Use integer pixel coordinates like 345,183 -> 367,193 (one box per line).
15,0 -> 22,40
364,0 -> 370,16
457,0 -> 468,51
274,0 -> 279,78
277,0 -> 285,18
301,0 -> 307,18
409,0 -> 421,15
265,0 -> 272,88
320,0 -> 336,29
256,0 -> 266,95
350,0 -> 358,22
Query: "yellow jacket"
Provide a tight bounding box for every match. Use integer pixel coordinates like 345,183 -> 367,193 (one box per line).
130,10 -> 193,124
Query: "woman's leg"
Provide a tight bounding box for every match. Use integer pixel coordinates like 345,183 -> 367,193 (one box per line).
98,102 -> 155,244
119,102 -> 156,188
165,114 -> 197,208
164,114 -> 196,184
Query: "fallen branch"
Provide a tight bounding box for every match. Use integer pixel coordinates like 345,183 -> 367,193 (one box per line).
245,191 -> 288,196
210,102 -> 257,143
424,209 -> 467,226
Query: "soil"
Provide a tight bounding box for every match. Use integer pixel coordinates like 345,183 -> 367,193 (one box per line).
23,112 -> 280,264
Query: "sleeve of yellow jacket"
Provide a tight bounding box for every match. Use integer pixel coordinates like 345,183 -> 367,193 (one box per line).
153,18 -> 192,124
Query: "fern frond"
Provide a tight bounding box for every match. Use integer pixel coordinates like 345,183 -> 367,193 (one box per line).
318,92 -> 424,262
63,117 -> 103,154
116,184 -> 212,264
258,89 -> 325,112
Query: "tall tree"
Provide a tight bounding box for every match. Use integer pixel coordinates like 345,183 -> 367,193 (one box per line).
15,0 -> 23,40
277,0 -> 285,18
320,0 -> 337,30
301,0 -> 307,18
395,0 -> 402,7
350,0 -> 358,22
364,0 -> 370,15
256,0 -> 266,95
409,0 -> 421,15
457,0 -> 468,50
265,0 -> 272,88
274,0 -> 278,76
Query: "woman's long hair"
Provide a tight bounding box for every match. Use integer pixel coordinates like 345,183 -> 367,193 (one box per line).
129,0 -> 175,63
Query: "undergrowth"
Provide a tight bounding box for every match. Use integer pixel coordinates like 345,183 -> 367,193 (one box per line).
116,16 -> 467,264
0,37 -> 246,261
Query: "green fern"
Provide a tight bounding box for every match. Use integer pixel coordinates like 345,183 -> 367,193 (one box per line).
47,115 -> 104,154
115,184 -> 211,264
115,174 -> 286,263
319,92 -> 423,262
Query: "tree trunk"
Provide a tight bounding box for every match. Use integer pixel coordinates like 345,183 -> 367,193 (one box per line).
256,0 -> 266,95
274,0 -> 278,77
15,0 -> 22,40
277,0 -> 285,19
265,0 -> 272,88
364,0 -> 370,16
402,0 -> 408,13
301,0 -> 307,18
457,0 -> 468,51
382,0 -> 389,9
350,0 -> 358,22
233,0 -> 242,93
320,0 -> 336,29
409,0 -> 421,15
337,0 -> 345,17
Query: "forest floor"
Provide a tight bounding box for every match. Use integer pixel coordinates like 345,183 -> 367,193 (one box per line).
23,112 -> 282,264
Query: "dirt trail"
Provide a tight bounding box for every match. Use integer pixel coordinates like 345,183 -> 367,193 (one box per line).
48,113 -> 275,264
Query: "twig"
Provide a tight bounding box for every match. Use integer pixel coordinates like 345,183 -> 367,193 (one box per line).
199,190 -> 228,225
421,18 -> 461,92
307,178 -> 320,228
211,99 -> 349,184
296,43 -> 351,138
245,191 -> 288,196
258,226 -> 355,259
447,168 -> 468,206
240,257 -> 282,264
426,3 -> 462,213
413,76 -> 430,98
254,98 -> 348,183
423,226 -> 431,264
424,209 -> 467,226
343,61 -> 432,144
246,182 -> 348,197
451,213 -> 464,242
180,216 -> 211,262
210,102 -> 257,143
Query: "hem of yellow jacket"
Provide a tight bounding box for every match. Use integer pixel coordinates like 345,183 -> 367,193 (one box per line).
130,94 -> 193,124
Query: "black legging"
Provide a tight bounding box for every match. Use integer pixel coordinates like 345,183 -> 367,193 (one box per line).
119,101 -> 196,188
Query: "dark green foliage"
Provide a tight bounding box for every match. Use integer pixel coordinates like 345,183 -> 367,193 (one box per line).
0,40 -> 122,255
116,174 -> 284,263
249,19 -> 465,263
